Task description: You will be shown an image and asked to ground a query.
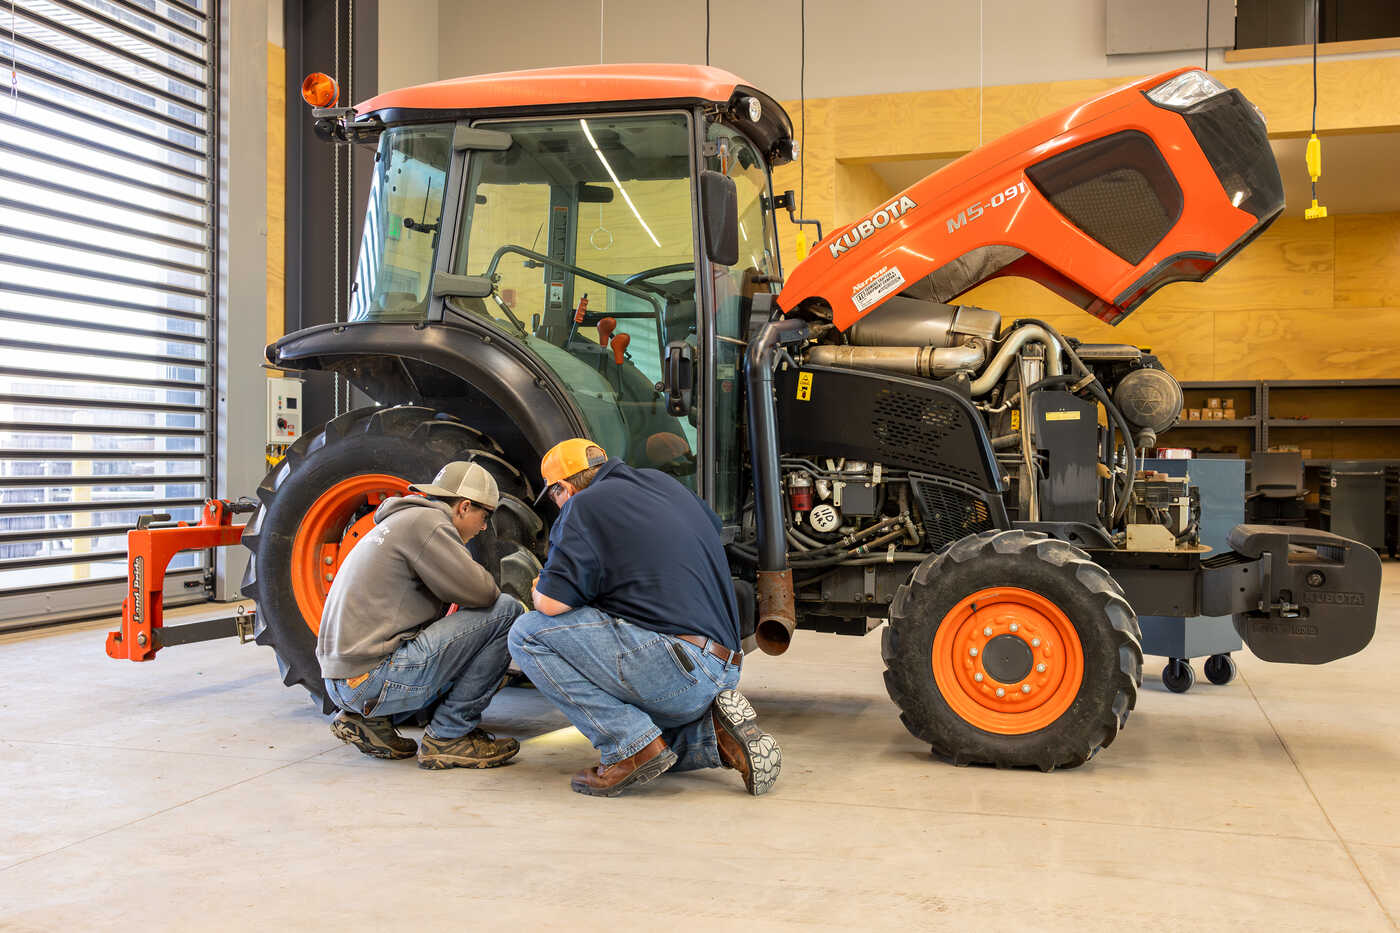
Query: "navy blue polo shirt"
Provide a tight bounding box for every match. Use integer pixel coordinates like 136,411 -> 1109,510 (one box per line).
535,458 -> 740,652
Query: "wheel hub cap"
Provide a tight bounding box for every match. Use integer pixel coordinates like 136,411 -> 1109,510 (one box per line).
982,633 -> 1034,683
930,586 -> 1086,735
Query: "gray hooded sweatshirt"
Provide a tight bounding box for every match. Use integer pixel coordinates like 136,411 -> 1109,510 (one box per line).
316,495 -> 499,679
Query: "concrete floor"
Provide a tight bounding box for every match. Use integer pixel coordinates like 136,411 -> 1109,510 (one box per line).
4,569 -> 1400,931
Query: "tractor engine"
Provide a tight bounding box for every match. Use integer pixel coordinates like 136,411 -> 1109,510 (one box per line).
767,292 -> 1192,604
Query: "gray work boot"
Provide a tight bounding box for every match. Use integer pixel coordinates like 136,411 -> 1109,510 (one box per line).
330,710 -> 418,760
417,728 -> 521,770
711,689 -> 782,796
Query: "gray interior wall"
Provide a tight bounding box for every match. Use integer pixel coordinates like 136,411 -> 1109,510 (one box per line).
375,0 -> 1397,100
380,0 -> 440,94
217,0 -> 271,599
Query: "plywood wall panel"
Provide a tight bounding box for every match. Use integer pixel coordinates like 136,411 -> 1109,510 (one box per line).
833,161 -> 894,228
1143,217 -> 1334,314
1335,213 -> 1400,308
1212,306 -> 1400,379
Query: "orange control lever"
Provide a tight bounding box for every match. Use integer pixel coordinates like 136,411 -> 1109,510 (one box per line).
597,316 -> 617,346
611,332 -> 630,366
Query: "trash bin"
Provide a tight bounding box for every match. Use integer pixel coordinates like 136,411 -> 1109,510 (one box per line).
1323,460 -> 1386,549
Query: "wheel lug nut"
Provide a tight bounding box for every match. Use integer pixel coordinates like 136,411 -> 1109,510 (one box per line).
974,673 -> 984,682
1021,684 -> 1031,693
969,647 -> 978,657
1036,663 -> 1046,673
995,687 -> 1005,697
983,626 -> 993,637
1032,638 -> 1041,647
325,572 -> 334,582
1009,622 -> 1019,633
324,556 -> 333,565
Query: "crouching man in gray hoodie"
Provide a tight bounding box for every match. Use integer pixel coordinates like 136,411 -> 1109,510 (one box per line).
318,461 -> 523,769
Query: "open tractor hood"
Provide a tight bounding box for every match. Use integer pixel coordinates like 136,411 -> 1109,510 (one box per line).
778,68 -> 1285,329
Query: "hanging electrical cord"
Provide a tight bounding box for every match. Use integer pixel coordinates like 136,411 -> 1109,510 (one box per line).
1203,0 -> 1209,69
1305,0 -> 1327,220
705,0 -> 710,66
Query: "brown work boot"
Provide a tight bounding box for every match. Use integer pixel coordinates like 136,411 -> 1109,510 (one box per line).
571,737 -> 678,797
711,689 -> 782,796
330,711 -> 417,760
417,727 -> 520,770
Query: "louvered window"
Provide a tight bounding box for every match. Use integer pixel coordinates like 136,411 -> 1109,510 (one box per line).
0,0 -> 216,624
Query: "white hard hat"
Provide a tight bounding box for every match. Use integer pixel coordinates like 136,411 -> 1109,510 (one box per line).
409,461 -> 500,510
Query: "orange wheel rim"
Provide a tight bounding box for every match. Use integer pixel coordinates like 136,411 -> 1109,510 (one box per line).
931,586 -> 1084,735
291,473 -> 411,635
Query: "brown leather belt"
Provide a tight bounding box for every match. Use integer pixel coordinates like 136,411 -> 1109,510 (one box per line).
675,634 -> 742,668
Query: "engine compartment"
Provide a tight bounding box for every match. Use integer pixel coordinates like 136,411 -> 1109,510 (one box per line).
745,292 -> 1197,619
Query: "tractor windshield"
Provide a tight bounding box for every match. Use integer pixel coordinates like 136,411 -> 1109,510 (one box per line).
349,123 -> 453,323
449,113 -> 698,478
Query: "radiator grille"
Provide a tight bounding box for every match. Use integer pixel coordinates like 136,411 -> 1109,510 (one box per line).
908,473 -> 997,552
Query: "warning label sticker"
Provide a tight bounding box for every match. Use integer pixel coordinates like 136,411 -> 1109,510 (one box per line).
851,265 -> 905,312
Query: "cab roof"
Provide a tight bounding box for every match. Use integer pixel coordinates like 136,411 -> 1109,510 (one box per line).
359,63 -> 754,115
353,63 -> 795,165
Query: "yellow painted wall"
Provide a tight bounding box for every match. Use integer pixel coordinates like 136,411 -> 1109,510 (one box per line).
771,56 -> 1400,382
267,42 -> 285,347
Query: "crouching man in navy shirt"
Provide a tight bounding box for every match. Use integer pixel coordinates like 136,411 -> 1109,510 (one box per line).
508,439 -> 781,797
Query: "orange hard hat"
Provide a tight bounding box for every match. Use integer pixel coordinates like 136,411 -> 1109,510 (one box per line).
535,438 -> 607,505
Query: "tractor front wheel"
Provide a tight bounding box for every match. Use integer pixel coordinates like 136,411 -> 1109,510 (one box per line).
239,405 -> 535,712
882,529 -> 1143,771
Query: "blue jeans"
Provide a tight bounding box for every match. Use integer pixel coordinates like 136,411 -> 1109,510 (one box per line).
325,593 -> 523,740
508,607 -> 741,768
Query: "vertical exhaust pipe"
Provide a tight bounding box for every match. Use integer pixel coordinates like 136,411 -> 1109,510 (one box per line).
745,318 -> 807,655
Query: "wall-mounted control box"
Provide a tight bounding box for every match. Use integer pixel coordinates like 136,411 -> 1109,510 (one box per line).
267,378 -> 302,445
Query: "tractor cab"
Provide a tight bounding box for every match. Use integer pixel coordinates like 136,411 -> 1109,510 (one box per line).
300,65 -> 795,522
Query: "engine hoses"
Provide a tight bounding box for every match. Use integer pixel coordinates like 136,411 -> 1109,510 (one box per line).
1012,318 -> 1137,523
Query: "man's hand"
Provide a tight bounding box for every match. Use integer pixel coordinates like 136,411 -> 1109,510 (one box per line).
531,579 -> 573,617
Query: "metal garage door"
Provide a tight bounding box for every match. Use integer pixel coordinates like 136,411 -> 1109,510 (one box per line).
0,0 -> 217,625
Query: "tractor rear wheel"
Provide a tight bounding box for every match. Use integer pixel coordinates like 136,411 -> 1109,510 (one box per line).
882,529 -> 1142,771
239,405 -> 536,712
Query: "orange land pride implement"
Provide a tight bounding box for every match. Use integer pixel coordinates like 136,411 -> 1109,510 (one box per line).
105,499 -> 258,661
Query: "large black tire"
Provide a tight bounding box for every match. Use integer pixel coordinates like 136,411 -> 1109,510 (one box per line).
882,529 -> 1143,771
240,405 -> 536,712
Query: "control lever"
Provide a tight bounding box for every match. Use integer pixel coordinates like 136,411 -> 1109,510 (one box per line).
611,332 -> 631,366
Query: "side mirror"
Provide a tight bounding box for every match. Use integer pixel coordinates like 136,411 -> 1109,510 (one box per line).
699,170 -> 739,267
664,340 -> 695,416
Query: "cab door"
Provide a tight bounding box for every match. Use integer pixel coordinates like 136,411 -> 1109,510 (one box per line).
697,120 -> 783,524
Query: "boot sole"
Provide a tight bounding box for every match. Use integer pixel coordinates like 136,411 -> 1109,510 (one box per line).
417,743 -> 520,770
571,747 -> 678,797
714,689 -> 782,796
330,718 -> 417,760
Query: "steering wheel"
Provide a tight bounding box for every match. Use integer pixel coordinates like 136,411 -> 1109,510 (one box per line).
624,263 -> 696,302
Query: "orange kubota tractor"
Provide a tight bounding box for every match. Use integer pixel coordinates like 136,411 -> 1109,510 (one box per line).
110,64 -> 1381,771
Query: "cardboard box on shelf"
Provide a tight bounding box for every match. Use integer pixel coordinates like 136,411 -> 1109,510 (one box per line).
1188,409 -> 1202,420
1210,409 -> 1226,420
1206,397 -> 1223,410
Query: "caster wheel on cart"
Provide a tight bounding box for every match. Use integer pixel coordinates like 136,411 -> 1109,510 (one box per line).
1203,653 -> 1236,686
1162,658 -> 1195,693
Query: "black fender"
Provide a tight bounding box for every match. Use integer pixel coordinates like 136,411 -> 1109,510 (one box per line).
267,319 -> 589,458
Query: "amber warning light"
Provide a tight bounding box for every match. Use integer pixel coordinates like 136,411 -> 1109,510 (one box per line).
301,72 -> 339,108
